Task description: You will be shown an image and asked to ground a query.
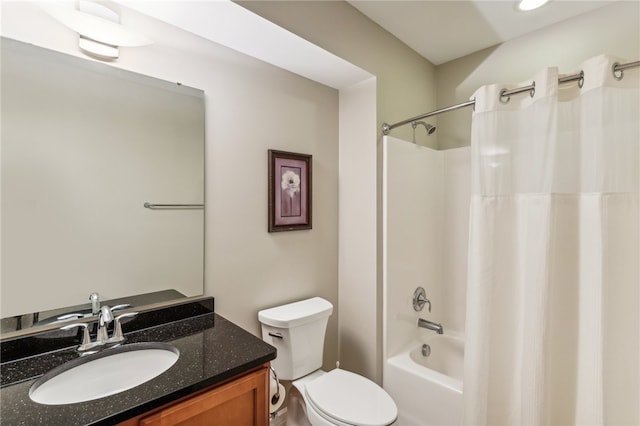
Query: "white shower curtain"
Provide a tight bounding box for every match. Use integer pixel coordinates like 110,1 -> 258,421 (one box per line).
464,55 -> 639,426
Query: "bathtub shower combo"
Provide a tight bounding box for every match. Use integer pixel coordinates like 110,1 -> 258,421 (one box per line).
382,56 -> 639,425
385,287 -> 464,425
383,133 -> 469,425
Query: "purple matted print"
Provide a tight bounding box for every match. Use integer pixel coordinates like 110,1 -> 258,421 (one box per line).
268,150 -> 312,232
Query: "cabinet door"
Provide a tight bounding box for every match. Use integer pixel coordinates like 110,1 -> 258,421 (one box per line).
140,367 -> 268,426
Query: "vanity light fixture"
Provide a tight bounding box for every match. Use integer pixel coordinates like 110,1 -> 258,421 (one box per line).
517,0 -> 550,11
40,0 -> 152,60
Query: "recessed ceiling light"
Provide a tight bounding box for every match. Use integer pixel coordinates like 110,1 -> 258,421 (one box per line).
517,0 -> 550,11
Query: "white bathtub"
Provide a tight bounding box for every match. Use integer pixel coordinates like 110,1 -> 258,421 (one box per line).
384,334 -> 464,425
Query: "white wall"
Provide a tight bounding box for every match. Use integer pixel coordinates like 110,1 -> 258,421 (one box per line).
383,136 -> 444,357
436,1 -> 640,149
0,2 -> 341,368
442,148 -> 471,333
383,137 -> 470,358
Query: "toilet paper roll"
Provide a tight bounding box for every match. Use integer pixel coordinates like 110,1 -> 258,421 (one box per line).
270,383 -> 286,413
269,376 -> 286,413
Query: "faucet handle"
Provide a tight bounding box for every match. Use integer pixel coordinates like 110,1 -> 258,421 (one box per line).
413,287 -> 431,312
61,323 -> 94,351
111,304 -> 132,312
108,312 -> 138,344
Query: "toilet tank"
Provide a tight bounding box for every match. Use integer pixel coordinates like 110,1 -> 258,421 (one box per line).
258,297 -> 333,381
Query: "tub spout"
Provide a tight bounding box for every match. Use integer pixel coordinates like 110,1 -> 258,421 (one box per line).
418,318 -> 443,334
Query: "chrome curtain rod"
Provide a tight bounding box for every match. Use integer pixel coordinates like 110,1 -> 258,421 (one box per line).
382,59 -> 640,135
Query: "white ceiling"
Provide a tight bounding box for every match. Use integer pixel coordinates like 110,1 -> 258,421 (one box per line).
119,0 -> 373,89
117,0 -> 625,88
347,0 -> 618,65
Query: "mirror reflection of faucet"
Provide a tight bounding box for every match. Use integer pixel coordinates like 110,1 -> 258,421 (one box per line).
90,292 -> 100,315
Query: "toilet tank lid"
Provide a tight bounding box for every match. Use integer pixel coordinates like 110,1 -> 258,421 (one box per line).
258,297 -> 333,328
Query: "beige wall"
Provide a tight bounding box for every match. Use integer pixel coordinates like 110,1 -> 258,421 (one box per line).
436,1 -> 640,150
338,77 -> 378,379
0,2 -> 341,370
237,1 -> 438,147
237,0 -> 438,384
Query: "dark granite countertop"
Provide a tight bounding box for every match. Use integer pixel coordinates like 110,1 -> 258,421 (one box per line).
0,297 -> 276,425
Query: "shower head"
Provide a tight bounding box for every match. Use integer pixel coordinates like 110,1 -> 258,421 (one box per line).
411,120 -> 436,135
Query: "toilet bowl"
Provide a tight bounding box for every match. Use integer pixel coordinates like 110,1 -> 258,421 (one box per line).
258,297 -> 398,426
292,369 -> 397,426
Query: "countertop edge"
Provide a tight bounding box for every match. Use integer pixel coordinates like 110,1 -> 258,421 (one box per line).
1,307 -> 277,426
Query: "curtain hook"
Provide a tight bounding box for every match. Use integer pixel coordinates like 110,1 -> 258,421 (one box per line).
529,81 -> 536,98
499,88 -> 510,104
578,70 -> 585,88
412,121 -> 417,144
612,62 -> 624,81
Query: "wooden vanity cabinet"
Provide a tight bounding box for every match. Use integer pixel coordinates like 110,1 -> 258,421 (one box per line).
119,364 -> 269,426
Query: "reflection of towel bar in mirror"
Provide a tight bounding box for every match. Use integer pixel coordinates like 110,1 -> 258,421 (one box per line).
144,202 -> 204,210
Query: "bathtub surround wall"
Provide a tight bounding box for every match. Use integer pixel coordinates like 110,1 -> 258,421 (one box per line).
382,136 -> 469,424
382,136 -> 470,356
441,149 -> 471,333
383,137 -> 443,358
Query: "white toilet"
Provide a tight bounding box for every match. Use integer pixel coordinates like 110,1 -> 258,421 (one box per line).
259,297 -> 398,426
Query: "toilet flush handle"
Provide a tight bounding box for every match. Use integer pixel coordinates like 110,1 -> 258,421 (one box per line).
268,332 -> 283,339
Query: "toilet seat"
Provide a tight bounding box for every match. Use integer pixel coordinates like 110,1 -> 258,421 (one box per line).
305,369 -> 397,426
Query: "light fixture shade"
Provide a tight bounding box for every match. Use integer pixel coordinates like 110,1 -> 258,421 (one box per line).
40,2 -> 152,47
79,35 -> 119,59
517,0 -> 550,11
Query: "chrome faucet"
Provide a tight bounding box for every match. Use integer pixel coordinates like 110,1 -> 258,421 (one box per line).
418,318 -> 444,334
61,305 -> 138,353
97,305 -> 114,344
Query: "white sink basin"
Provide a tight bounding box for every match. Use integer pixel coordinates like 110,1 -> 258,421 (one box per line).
29,342 -> 179,405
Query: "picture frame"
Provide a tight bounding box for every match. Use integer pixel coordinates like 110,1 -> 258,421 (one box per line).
268,149 -> 312,232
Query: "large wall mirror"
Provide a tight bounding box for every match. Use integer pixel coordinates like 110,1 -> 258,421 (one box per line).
1,38 -> 205,333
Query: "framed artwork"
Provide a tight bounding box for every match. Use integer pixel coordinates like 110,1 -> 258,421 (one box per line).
268,149 -> 312,232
